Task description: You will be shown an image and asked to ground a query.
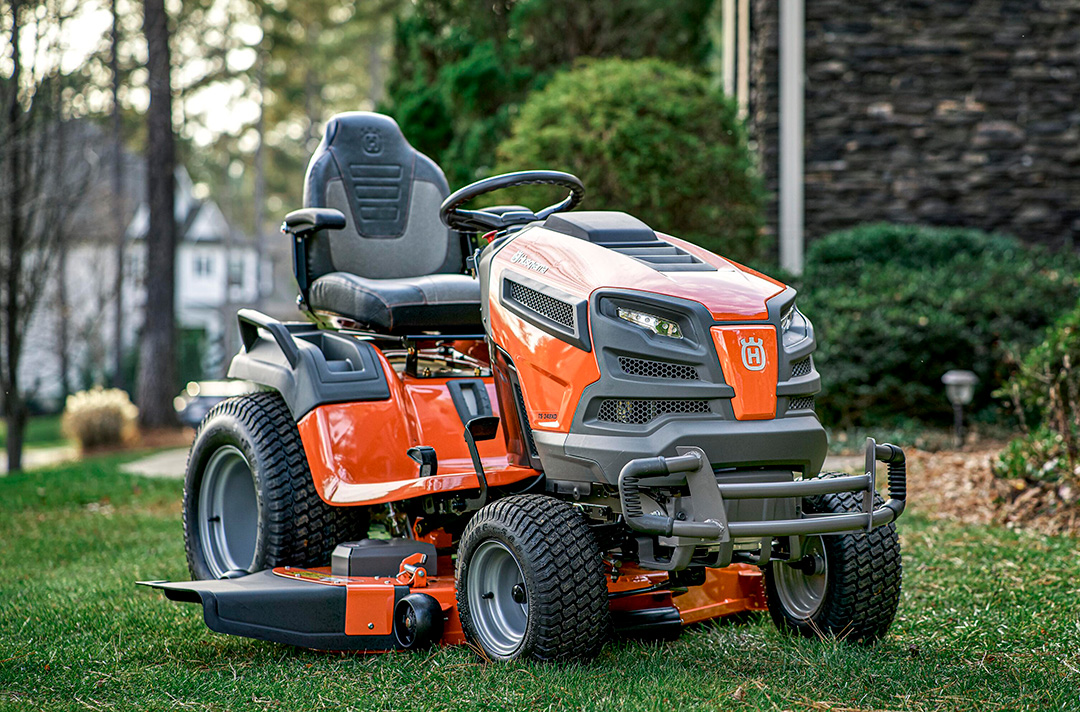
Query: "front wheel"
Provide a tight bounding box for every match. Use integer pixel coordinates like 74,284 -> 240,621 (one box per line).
456,495 -> 610,662
764,480 -> 902,643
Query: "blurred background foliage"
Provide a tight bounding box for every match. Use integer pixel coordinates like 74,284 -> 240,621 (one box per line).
993,302 -> 1080,486
385,0 -> 714,187
795,224 -> 1080,428
494,58 -> 764,263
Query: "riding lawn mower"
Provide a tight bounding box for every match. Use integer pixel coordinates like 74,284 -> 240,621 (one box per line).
141,112 -> 907,662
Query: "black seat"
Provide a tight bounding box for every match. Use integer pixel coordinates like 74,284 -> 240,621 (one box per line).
300,112 -> 481,334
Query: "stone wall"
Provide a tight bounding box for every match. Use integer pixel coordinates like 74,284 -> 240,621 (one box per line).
749,0 -> 1080,249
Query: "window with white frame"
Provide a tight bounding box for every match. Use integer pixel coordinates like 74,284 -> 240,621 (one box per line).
193,254 -> 214,277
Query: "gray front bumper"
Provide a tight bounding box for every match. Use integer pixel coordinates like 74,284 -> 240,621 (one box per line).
617,438 -> 907,570
535,414 -> 829,487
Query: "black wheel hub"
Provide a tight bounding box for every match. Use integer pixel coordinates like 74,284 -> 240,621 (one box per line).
511,584 -> 527,604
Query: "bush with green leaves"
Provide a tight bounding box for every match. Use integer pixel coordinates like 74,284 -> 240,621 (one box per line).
493,58 -> 765,262
993,303 -> 1080,485
386,0 -> 716,187
797,223 -> 1080,427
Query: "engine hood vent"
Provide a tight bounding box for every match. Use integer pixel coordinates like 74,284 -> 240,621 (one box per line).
543,211 -> 715,273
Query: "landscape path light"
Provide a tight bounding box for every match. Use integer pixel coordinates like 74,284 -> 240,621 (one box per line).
942,370 -> 978,448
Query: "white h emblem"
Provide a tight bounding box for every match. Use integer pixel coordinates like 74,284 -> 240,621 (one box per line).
740,337 -> 766,372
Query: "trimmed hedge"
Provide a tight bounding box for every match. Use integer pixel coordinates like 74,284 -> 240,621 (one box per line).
798,224 -> 1080,426
494,58 -> 766,263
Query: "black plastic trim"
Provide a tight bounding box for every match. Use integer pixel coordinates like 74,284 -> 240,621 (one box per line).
499,271 -> 591,351
611,606 -> 683,641
142,571 -> 406,651
446,379 -> 494,426
227,310 -> 391,420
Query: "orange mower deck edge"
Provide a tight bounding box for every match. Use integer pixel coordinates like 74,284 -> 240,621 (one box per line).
140,111 -> 907,662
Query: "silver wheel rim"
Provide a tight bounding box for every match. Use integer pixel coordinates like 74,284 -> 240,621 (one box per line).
774,536 -> 828,619
467,540 -> 529,657
198,445 -> 259,579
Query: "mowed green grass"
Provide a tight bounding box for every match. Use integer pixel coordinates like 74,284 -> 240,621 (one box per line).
1,457 -> 1079,711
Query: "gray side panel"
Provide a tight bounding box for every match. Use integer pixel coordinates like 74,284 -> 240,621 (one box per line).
228,323 -> 390,420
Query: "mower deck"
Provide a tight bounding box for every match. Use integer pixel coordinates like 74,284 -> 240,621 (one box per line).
140,564 -> 765,652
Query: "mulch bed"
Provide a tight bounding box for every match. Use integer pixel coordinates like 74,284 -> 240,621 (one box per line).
906,443 -> 1080,537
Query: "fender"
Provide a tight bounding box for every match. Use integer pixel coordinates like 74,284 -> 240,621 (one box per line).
226,309 -> 390,419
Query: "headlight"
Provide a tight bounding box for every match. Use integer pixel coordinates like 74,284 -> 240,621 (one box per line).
780,304 -> 796,333
780,303 -> 811,347
617,307 -> 683,339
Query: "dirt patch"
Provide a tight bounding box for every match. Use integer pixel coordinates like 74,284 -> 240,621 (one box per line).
906,444 -> 1080,537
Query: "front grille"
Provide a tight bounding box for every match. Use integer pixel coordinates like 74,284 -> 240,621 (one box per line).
597,399 -> 710,425
618,357 -> 699,381
508,281 -> 574,329
788,396 -> 815,412
791,358 -> 812,378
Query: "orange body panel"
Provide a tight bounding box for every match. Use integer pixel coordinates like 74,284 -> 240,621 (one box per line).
487,297 -> 600,432
275,563 -> 764,650
711,326 -> 779,420
674,565 -> 767,624
298,348 -> 540,506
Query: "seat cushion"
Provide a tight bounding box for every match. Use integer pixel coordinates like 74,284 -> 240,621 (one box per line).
309,272 -> 482,334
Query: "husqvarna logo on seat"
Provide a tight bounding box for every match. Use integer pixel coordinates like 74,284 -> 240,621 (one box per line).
740,337 -> 766,371
362,129 -> 382,154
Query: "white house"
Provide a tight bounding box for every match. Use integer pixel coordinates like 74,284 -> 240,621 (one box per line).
19,163 -> 281,410
124,167 -> 274,376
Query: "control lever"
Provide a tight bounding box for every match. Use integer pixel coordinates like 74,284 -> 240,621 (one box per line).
396,552 -> 429,588
463,416 -> 500,509
407,446 -> 438,478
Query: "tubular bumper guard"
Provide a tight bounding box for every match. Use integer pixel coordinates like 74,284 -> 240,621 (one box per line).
618,438 -> 906,542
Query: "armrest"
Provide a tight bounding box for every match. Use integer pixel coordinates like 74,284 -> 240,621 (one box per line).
282,208 -> 346,238
282,208 -> 346,305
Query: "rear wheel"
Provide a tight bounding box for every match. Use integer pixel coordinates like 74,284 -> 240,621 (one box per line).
183,392 -> 367,580
764,479 -> 902,643
456,495 -> 610,662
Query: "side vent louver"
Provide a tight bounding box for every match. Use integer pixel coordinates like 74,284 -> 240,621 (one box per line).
507,280 -> 575,330
608,243 -> 714,272
791,358 -> 812,378
513,383 -> 539,457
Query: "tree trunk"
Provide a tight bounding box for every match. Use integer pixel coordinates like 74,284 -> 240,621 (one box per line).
138,0 -> 178,428
56,229 -> 71,398
110,0 -> 126,390
252,54 -> 265,311
3,0 -> 26,473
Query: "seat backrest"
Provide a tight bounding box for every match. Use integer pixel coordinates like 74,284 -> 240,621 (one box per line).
302,112 -> 462,280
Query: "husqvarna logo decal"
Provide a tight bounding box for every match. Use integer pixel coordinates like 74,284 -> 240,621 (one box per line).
740,336 -> 766,371
509,250 -> 549,274
362,129 -> 382,154
711,326 -> 777,421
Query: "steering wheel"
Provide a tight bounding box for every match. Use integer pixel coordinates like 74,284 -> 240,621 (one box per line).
439,170 -> 585,233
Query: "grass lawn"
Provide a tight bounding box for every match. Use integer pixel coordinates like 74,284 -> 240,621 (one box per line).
0,414 -> 68,451
1,456 -> 1078,711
